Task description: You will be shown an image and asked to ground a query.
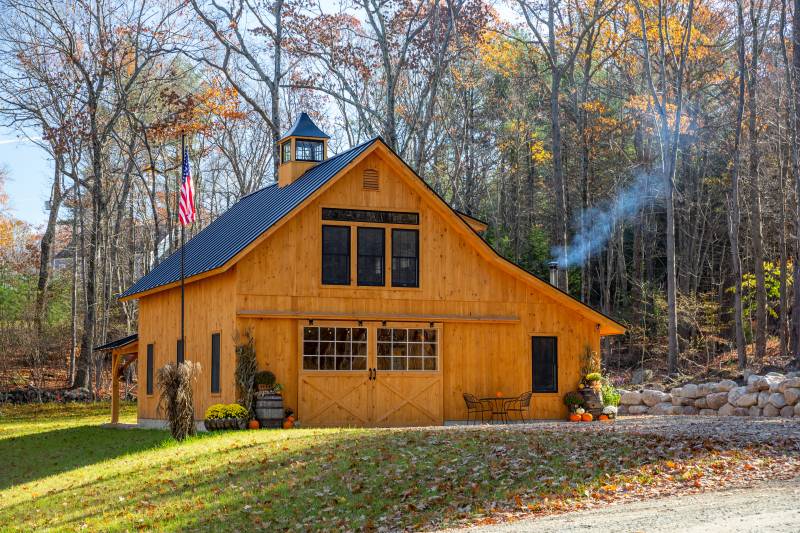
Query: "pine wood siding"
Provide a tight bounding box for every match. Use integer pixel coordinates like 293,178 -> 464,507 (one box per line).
135,146 -> 612,425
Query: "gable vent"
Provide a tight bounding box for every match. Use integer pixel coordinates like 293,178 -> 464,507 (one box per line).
363,169 -> 379,191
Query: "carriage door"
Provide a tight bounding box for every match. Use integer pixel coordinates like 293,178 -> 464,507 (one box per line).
371,324 -> 443,427
298,323 -> 371,427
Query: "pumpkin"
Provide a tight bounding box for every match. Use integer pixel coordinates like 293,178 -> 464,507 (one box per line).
495,391 -> 503,398
580,413 -> 593,422
248,419 -> 260,430
568,413 -> 581,422
283,419 -> 294,429
598,414 -> 609,421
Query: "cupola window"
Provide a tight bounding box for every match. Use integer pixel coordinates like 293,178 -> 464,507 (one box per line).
281,141 -> 291,163
296,139 -> 324,162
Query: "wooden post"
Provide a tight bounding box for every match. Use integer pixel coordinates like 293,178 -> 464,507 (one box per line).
111,351 -> 120,424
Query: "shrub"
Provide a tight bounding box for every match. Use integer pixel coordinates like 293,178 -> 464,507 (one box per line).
205,403 -> 249,420
157,361 -> 200,441
563,391 -> 584,411
585,372 -> 602,382
254,370 -> 276,387
601,383 -> 621,406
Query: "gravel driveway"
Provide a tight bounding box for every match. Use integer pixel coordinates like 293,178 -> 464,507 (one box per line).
456,477 -> 800,533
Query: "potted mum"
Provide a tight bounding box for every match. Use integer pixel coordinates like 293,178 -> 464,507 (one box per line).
563,391 -> 584,421
204,403 -> 249,430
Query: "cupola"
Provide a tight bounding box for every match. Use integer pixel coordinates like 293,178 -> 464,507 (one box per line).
277,112 -> 330,187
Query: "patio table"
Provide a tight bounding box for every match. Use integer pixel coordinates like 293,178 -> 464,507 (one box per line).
480,396 -> 515,424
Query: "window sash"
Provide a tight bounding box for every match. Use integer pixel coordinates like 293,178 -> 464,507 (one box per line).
322,225 -> 351,285
281,142 -> 291,163
391,229 -> 419,287
357,227 -> 385,286
211,333 -> 221,393
296,140 -> 323,161
146,344 -> 154,395
302,326 -> 367,371
376,327 -> 437,371
531,336 -> 558,392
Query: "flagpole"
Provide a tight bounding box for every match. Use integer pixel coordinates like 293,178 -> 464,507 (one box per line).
180,132 -> 185,365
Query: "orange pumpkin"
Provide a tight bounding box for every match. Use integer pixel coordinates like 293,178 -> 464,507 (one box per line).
283,419 -> 294,429
598,414 -> 609,421
248,419 -> 260,430
568,413 -> 581,422
581,413 -> 593,422
495,391 -> 503,398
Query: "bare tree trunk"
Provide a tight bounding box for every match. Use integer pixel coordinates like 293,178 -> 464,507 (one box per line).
729,0 -> 748,369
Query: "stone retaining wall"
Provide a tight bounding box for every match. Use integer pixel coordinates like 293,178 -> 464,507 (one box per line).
619,372 -> 800,417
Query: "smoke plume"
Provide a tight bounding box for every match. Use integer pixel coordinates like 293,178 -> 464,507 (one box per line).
552,173 -> 664,268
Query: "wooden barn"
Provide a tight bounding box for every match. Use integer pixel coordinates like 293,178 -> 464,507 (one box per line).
116,113 -> 625,427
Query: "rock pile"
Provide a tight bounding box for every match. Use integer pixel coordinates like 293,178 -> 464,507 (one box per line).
0,387 -> 96,404
619,372 -> 800,418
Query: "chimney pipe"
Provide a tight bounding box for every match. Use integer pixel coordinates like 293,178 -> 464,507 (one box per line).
548,261 -> 559,287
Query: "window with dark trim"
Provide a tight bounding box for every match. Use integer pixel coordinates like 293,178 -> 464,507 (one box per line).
357,227 -> 385,286
211,333 -> 221,393
322,208 -> 419,225
391,229 -> 419,287
281,141 -> 291,163
176,338 -> 184,364
146,344 -> 154,395
322,225 -> 350,285
531,336 -> 558,392
296,139 -> 323,161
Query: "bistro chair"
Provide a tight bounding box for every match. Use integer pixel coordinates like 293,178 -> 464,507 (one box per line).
504,391 -> 533,423
463,392 -> 491,425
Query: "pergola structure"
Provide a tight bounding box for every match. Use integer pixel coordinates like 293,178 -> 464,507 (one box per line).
95,334 -> 138,424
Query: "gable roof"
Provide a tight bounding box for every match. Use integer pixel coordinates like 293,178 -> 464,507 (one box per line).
121,136 -> 625,335
279,112 -> 330,141
120,138 -> 377,299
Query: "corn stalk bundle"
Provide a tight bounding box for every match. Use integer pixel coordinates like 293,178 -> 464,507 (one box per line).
157,361 -> 200,441
235,330 -> 257,416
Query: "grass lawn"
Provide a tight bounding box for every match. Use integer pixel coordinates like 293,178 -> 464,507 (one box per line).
0,403 -> 797,532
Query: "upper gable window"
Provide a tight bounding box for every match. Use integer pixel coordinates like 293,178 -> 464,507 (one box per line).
296,139 -> 324,162
391,229 -> 419,288
322,225 -> 350,285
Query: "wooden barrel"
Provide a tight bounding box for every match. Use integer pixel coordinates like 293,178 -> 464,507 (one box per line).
254,394 -> 283,428
579,388 -> 604,417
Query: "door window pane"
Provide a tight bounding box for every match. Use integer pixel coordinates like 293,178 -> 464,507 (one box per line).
302,326 -> 367,371
357,227 -> 385,286
391,229 -> 419,287
322,226 -> 350,285
377,327 -> 438,371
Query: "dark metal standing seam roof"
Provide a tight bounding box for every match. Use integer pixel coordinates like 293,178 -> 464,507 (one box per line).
95,333 -> 138,351
120,138 -> 378,299
279,112 -> 330,140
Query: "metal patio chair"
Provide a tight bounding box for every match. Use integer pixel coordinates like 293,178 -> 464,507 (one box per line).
504,391 -> 533,423
463,392 -> 491,425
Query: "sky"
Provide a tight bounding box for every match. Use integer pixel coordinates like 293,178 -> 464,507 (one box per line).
0,127 -> 52,227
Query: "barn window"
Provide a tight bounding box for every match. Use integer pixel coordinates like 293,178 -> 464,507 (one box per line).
303,326 -> 367,371
281,141 -> 291,163
296,139 -> 324,161
391,229 -> 419,287
211,333 -> 221,394
176,338 -> 184,364
377,328 -> 437,371
531,336 -> 558,393
146,343 -> 154,395
322,225 -> 350,285
363,169 -> 379,191
357,227 -> 385,286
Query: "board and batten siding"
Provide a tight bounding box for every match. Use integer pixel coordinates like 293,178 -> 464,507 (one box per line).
232,151 -> 601,421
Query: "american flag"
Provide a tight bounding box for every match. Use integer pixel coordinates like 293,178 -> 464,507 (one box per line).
178,143 -> 196,226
